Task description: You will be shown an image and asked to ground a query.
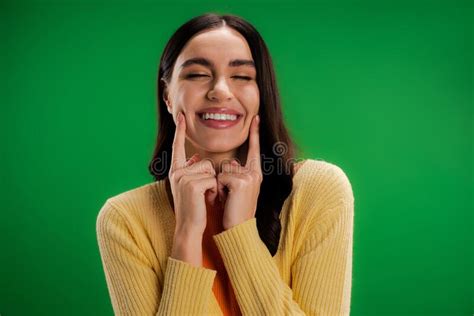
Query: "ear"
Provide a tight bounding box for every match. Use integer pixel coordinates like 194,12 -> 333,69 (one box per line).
161,78 -> 172,114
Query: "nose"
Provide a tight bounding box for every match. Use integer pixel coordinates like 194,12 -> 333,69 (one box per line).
207,77 -> 233,102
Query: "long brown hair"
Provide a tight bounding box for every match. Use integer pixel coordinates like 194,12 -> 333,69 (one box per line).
149,13 -> 299,256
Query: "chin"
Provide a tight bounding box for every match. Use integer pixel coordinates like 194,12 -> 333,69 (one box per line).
205,142 -> 242,153
195,138 -> 244,154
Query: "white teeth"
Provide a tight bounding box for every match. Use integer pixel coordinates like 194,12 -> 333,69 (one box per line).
201,113 -> 238,121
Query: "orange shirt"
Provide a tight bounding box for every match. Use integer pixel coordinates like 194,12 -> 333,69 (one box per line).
202,200 -> 242,316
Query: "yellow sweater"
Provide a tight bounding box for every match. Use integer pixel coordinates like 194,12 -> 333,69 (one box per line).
96,159 -> 355,315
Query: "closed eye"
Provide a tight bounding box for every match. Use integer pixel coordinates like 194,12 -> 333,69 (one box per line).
233,76 -> 252,81
185,74 -> 252,81
186,74 -> 209,79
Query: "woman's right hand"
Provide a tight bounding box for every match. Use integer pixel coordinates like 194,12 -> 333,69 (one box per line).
168,111 -> 218,235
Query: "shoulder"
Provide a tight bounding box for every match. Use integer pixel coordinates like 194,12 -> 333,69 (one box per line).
95,182 -> 161,269
288,159 -> 355,260
294,158 -> 354,205
96,181 -> 158,230
289,159 -> 355,233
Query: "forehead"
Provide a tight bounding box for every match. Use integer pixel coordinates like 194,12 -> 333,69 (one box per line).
176,27 -> 253,66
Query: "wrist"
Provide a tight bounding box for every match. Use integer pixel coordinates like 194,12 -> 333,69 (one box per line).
171,229 -> 203,267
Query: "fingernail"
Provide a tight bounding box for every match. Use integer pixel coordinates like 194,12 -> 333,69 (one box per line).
177,112 -> 183,123
256,115 -> 260,124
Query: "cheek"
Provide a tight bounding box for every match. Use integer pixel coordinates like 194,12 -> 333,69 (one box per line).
175,84 -> 205,109
238,85 -> 260,113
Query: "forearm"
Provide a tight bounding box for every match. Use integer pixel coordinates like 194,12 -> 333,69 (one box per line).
171,227 -> 203,267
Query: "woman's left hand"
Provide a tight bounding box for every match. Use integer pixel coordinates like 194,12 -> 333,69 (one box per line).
217,115 -> 263,230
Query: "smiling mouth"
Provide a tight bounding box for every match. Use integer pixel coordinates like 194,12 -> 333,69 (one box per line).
196,112 -> 243,129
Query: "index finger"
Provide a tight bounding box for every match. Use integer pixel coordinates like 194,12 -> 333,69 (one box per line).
171,111 -> 187,170
245,114 -> 261,172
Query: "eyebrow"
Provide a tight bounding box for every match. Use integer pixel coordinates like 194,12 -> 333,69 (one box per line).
180,57 -> 255,69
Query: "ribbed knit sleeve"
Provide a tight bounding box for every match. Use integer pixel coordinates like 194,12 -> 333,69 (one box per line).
212,162 -> 354,315
96,200 -> 217,315
158,257 -> 217,315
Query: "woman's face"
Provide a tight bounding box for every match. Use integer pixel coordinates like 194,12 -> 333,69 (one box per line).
163,27 -> 260,155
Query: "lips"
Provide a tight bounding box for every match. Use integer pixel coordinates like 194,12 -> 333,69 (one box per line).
196,108 -> 243,130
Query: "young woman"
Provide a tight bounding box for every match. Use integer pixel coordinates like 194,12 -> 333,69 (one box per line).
96,13 -> 355,316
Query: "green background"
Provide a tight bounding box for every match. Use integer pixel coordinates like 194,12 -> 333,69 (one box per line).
1,0 -> 472,315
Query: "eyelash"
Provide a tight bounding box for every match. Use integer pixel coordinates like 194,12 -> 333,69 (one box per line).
186,74 -> 252,81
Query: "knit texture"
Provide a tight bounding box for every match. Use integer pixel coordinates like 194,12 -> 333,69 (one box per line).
96,159 -> 355,315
